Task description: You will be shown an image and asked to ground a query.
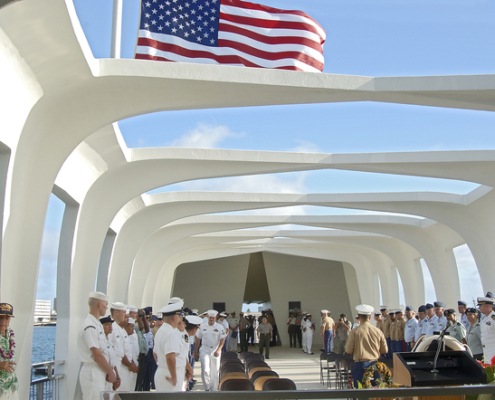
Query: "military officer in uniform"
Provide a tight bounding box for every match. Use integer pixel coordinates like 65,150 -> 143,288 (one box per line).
379,306 -> 391,358
478,296 -> 495,363
345,304 -> 388,388
194,310 -> 226,391
458,300 -> 470,330
466,307 -> 483,360
78,291 -> 117,400
414,305 -> 427,344
434,301 -> 448,332
424,303 -> 438,336
153,299 -> 185,392
404,306 -> 418,351
445,308 -> 466,342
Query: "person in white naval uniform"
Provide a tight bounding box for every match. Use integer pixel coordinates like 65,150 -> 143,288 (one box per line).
153,300 -> 185,392
78,292 -> 117,400
124,317 -> 140,390
194,310 -> 226,391
302,314 -> 315,354
109,302 -> 137,392
478,296 -> 495,364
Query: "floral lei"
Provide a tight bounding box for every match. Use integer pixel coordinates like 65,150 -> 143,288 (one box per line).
0,329 -> 15,360
360,361 -> 393,388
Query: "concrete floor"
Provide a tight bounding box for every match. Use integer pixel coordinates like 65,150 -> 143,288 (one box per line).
192,345 -> 326,391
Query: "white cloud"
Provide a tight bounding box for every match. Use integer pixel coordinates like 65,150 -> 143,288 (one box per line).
290,140 -> 321,153
170,123 -> 240,148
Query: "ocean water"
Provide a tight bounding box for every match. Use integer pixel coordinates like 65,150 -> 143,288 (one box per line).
32,326 -> 56,364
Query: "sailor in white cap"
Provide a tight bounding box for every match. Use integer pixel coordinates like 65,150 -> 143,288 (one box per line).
345,304 -> 388,388
124,317 -> 139,390
194,310 -> 226,391
185,315 -> 203,390
320,309 -> 335,354
478,296 -> 495,363
78,291 -> 117,400
108,301 -> 137,391
302,313 -> 315,355
153,299 -> 185,392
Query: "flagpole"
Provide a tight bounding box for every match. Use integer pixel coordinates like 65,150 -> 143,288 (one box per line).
111,0 -> 123,58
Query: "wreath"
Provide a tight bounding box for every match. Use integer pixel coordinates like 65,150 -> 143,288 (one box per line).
360,361 -> 393,388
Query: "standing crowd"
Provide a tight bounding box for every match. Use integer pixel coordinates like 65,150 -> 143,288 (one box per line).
333,292 -> 495,388
78,292 -> 286,399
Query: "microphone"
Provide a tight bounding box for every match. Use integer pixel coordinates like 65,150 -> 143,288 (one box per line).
431,323 -> 450,373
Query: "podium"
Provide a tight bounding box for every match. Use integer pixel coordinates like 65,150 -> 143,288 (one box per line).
393,351 -> 486,387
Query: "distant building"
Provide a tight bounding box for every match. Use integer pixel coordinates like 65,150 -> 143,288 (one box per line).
34,300 -> 52,323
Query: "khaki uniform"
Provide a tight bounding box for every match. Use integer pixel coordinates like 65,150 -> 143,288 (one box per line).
345,321 -> 388,361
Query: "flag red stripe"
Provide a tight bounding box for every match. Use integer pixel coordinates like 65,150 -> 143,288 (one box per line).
220,11 -> 323,38
136,48 -> 300,71
137,37 -> 324,71
221,0 -> 320,25
219,22 -> 323,52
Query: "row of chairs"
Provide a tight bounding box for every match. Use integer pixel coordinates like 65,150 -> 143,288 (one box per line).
319,352 -> 353,389
219,351 -> 297,391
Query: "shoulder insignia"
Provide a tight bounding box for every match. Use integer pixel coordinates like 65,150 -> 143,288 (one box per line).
84,325 -> 96,331
491,315 -> 495,320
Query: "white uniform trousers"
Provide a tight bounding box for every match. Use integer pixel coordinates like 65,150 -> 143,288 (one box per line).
117,364 -> 136,392
80,363 -> 107,400
303,330 -> 313,354
154,366 -> 185,392
199,349 -> 220,391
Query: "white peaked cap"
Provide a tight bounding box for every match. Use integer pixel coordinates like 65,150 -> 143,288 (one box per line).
355,304 -> 374,315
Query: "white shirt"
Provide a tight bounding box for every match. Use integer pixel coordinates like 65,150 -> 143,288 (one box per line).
128,332 -> 140,364
154,323 -> 182,369
196,322 -> 226,352
109,323 -> 127,363
481,311 -> 495,363
78,314 -> 107,364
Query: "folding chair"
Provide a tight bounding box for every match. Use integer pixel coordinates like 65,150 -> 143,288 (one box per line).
262,377 -> 297,391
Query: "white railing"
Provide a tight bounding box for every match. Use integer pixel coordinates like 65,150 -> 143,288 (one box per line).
30,360 -> 64,400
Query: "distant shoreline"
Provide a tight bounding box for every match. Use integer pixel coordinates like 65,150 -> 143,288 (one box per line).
33,322 -> 56,327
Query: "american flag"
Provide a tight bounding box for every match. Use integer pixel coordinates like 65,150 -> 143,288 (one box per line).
135,0 -> 326,72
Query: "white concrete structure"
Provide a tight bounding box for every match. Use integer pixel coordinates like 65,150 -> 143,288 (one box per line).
1,0 -> 495,398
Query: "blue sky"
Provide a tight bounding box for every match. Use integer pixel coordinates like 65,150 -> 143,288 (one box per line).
36,0 -> 494,308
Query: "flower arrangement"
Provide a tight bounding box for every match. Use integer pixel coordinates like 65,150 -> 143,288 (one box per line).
467,356 -> 495,400
477,355 -> 495,383
359,361 -> 393,389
